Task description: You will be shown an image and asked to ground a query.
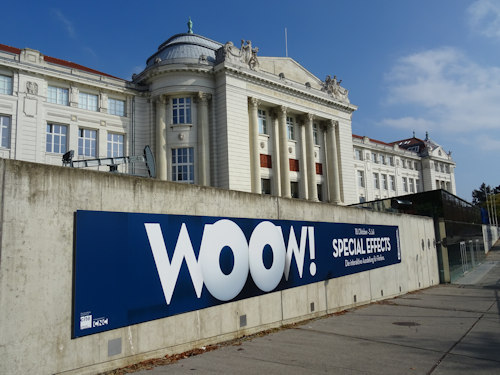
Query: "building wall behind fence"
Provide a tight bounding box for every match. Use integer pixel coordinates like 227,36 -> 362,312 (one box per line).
0,159 -> 438,375
483,224 -> 499,253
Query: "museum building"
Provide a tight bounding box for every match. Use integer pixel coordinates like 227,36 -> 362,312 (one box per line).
0,23 -> 456,205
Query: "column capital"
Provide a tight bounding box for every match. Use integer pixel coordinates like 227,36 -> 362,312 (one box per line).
278,105 -> 287,116
327,119 -> 339,129
155,94 -> 168,104
195,92 -> 212,103
248,97 -> 260,107
299,113 -> 314,126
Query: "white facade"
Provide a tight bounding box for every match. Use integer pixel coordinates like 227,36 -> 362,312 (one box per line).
0,27 -> 456,205
352,134 -> 456,203
0,46 -> 132,173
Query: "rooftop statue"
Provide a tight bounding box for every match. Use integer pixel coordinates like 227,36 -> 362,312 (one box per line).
217,40 -> 260,71
322,75 -> 350,103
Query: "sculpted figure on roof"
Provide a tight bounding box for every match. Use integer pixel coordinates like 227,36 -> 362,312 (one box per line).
322,75 -> 350,103
240,40 -> 259,70
217,39 -> 259,71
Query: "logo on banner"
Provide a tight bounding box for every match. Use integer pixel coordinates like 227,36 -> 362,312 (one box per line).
80,312 -> 109,330
80,312 -> 92,330
145,219 -> 316,304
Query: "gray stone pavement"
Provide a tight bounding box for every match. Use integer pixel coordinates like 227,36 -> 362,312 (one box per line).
128,243 -> 500,375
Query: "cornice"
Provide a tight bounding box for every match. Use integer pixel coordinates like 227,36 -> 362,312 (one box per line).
0,56 -> 133,94
133,63 -> 214,84
216,63 -> 358,114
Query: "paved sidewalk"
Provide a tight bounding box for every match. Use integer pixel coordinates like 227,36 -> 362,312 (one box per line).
124,243 -> 500,375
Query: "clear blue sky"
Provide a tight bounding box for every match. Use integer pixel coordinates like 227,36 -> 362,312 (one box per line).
2,0 -> 499,201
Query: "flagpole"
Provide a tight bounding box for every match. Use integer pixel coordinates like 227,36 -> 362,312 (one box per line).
285,28 -> 288,57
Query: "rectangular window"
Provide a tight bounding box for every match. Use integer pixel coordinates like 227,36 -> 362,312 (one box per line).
78,92 -> 98,111
388,156 -> 394,166
109,98 -> 125,116
261,178 -> 271,194
0,74 -> 13,95
290,181 -> 299,198
46,123 -> 67,154
78,128 -> 97,157
380,155 -> 386,165
355,149 -> 363,160
403,177 -> 408,192
172,97 -> 191,124
409,178 -> 415,193
316,163 -> 323,175
0,115 -> 11,148
357,170 -> 365,188
313,123 -> 319,145
172,147 -> 194,183
47,86 -> 69,105
435,163 -> 439,172
381,174 -> 388,190
289,158 -> 300,172
402,159 -> 407,168
317,184 -> 322,201
389,175 -> 395,191
286,116 -> 295,140
258,109 -> 267,134
416,179 -> 421,192
373,173 -> 380,189
372,152 -> 378,163
260,154 -> 272,168
107,133 -> 124,157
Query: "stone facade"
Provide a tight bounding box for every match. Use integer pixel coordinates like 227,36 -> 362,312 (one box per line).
352,134 -> 456,202
0,27 -> 456,205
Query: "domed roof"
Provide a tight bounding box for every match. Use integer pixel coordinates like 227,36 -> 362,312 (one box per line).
146,33 -> 223,67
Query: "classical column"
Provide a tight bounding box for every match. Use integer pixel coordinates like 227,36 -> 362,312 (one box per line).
298,118 -> 308,199
248,97 -> 261,194
196,92 -> 211,186
305,114 -> 318,201
326,120 -> 341,204
278,106 -> 291,198
155,95 -> 168,181
270,110 -> 281,196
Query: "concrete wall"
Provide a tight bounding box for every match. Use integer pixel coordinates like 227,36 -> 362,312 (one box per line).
0,158 -> 438,375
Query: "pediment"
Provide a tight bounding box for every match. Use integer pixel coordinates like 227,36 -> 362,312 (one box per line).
258,57 -> 323,89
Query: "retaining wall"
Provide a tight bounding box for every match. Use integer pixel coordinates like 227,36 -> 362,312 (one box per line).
0,159 -> 438,374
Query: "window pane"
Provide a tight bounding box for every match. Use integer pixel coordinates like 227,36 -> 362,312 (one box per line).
107,133 -> 124,157
171,147 -> 195,183
46,123 -> 67,154
0,75 -> 13,95
172,97 -> 192,124
78,128 -> 96,156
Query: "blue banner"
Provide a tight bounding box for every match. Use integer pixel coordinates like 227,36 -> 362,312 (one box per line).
73,210 -> 401,338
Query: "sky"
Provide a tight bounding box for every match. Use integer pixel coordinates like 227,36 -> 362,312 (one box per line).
1,0 -> 499,201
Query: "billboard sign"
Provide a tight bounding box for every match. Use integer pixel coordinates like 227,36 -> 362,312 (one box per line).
73,210 -> 401,337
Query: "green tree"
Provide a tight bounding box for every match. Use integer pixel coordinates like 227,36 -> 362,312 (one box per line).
472,183 -> 491,206
473,182 -> 499,224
